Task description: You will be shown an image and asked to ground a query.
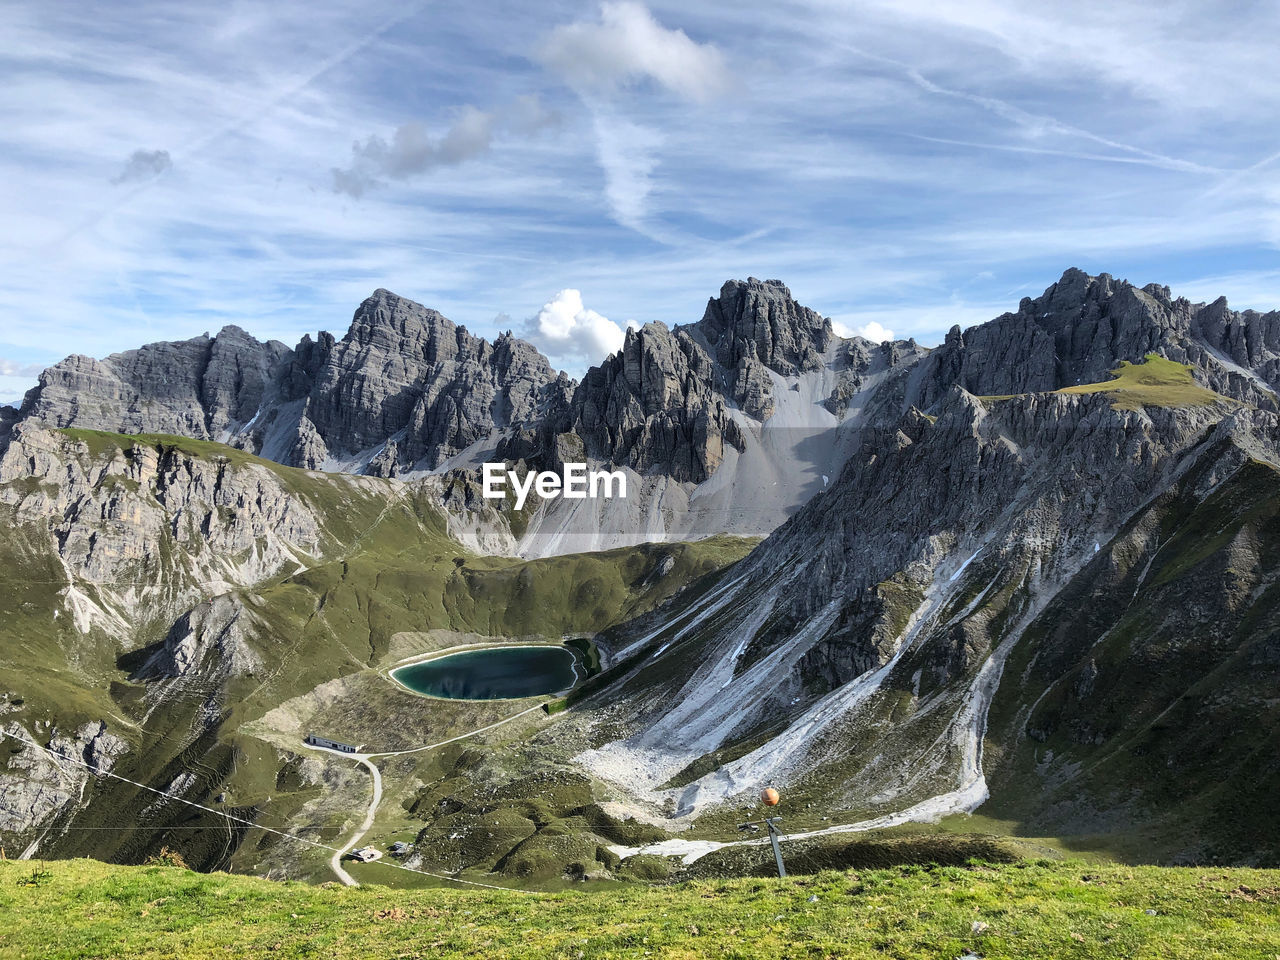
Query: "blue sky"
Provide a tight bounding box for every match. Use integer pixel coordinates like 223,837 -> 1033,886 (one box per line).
3,1 -> 1280,402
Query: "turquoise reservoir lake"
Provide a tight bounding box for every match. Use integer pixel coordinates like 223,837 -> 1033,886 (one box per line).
391,646 -> 578,700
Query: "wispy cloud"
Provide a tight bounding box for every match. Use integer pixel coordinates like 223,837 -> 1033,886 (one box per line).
539,1 -> 733,102
537,2 -> 732,236
589,112 -> 663,233
2,0 -> 1279,374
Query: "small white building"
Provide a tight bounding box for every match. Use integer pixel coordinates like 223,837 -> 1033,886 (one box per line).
349,847 -> 383,863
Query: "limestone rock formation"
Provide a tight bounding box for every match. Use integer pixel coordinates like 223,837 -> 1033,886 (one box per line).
0,721 -> 128,834
301,289 -> 572,470
14,290 -> 571,475
698,277 -> 834,419
22,326 -> 291,439
0,422 -> 325,623
910,268 -> 1280,410
514,278 -> 840,483
563,321 -> 745,483
137,595 -> 260,682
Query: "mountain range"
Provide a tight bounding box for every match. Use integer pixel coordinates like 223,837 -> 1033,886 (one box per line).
2,267 -> 1278,884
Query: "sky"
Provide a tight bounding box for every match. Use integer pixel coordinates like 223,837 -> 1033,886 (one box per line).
3,1 -> 1280,402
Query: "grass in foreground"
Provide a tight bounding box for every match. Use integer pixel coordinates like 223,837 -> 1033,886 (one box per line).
2,858 -> 1279,959
982,353 -> 1228,411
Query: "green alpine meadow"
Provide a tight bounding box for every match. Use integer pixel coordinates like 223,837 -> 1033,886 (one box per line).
3,858 -> 1280,959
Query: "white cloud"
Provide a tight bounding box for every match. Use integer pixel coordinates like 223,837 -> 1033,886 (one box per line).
537,2 -> 732,236
523,289 -> 633,366
591,113 -> 663,232
832,319 -> 895,342
856,320 -> 895,342
539,1 -> 732,102
0,358 -> 46,378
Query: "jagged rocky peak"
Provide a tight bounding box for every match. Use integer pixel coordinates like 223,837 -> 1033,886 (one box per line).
698,277 -> 833,373
1190,292 -> 1280,376
303,288 -> 572,472
910,268 -> 1191,410
693,278 -> 834,420
20,325 -> 291,439
342,287 -> 457,352
517,277 -> 841,482
559,319 -> 743,483
10,287 -> 573,476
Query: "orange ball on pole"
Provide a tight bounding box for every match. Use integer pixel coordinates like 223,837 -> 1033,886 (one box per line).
760,787 -> 780,806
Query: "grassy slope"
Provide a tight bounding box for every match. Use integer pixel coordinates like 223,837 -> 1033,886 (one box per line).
2,859 -> 1279,959
981,353 -> 1229,409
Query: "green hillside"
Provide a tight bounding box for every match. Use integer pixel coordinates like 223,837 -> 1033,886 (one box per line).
2,858 -> 1278,959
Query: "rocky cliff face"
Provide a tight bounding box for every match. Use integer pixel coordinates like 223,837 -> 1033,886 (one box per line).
698,277 -> 834,419
555,321 -> 744,484
0,423 -> 329,621
910,268 -> 1280,410
21,326 -> 291,440
300,289 -> 573,473
0,718 -> 128,838
506,278 -> 849,485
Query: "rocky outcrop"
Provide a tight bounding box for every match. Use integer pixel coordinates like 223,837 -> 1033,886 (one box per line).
21,327 -> 291,439
562,321 -> 745,483
0,720 -> 128,835
698,278 -> 834,419
301,290 -> 572,470
136,595 -> 260,682
910,268 -> 1280,410
515,279 -> 838,483
0,403 -> 16,453
10,279 -> 853,487
0,422 -> 325,624
13,269 -> 1280,488
289,416 -> 328,471
823,337 -> 929,417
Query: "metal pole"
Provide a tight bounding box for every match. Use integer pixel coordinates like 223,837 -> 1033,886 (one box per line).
766,817 -> 786,878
